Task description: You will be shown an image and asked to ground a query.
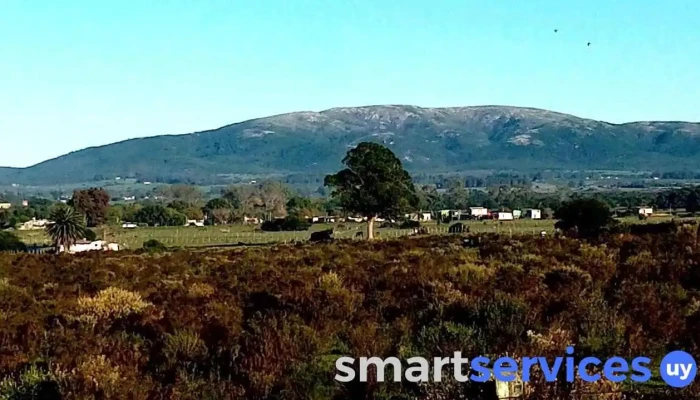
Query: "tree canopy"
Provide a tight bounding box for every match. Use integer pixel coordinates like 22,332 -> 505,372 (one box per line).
69,188 -> 110,227
554,198 -> 616,238
324,142 -> 417,239
46,206 -> 87,251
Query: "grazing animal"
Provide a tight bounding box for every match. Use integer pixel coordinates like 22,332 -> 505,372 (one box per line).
309,229 -> 334,243
355,231 -> 364,239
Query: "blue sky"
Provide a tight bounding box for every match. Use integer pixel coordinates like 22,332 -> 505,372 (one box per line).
1,0 -> 699,167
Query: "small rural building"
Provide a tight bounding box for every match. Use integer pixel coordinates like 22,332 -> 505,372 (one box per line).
18,218 -> 52,230
470,207 -> 489,218
185,219 -> 205,227
121,222 -> 137,229
22,200 -> 29,207
59,240 -> 120,254
512,210 -> 522,219
497,212 -> 514,221
526,209 -> 542,219
347,216 -> 365,223
637,207 -> 653,216
0,203 -> 11,210
243,216 -> 260,224
439,209 -> 466,221
404,212 -> 433,221
311,216 -> 336,223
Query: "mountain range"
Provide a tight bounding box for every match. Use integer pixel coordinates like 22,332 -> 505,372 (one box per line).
3,105 -> 700,185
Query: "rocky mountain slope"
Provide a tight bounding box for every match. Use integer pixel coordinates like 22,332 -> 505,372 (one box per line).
3,105 -> 700,185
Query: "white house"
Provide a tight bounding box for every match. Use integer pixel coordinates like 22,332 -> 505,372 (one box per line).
311,216 -> 336,223
526,209 -> 542,219
513,210 -> 522,219
18,218 -> 52,230
59,240 -> 120,254
347,216 -> 366,223
638,207 -> 653,216
123,196 -> 135,201
185,219 -> 205,227
243,216 -> 260,224
497,212 -> 514,221
0,203 -> 11,210
404,212 -> 432,221
121,222 -> 138,229
470,207 -> 489,218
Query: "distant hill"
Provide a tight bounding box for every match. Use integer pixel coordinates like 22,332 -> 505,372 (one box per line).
3,105 -> 700,185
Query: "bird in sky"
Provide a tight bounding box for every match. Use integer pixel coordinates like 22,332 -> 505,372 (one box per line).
554,29 -> 558,33
587,42 -> 591,46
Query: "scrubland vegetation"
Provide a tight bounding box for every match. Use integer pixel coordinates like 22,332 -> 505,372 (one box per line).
1,227 -> 700,399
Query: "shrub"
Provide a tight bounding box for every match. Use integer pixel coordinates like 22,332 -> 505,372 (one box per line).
0,365 -> 62,399
142,239 -> 168,253
0,231 -> 25,252
261,216 -> 311,232
84,228 -> 98,241
398,219 -> 420,229
76,287 -> 152,321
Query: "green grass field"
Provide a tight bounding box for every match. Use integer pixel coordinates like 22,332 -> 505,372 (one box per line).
17,219 -> 558,249
16,215 -> 691,249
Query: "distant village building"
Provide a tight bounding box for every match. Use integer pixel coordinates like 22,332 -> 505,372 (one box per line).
310,216 -> 336,223
440,209 -> 467,221
638,207 -> 653,216
526,209 -> 542,219
243,216 -> 260,224
59,240 -> 120,254
185,219 -> 205,227
497,212 -> 514,221
22,200 -> 29,207
347,216 -> 365,223
123,196 -> 136,201
512,210 -> 523,219
404,212 -> 433,221
18,218 -> 52,230
121,222 -> 137,229
0,203 -> 11,210
470,207 -> 489,219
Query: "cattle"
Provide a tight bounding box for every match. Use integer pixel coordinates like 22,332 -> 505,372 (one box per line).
355,231 -> 364,239
309,229 -> 334,243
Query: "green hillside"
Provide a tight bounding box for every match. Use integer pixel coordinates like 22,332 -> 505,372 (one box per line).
3,105 -> 700,185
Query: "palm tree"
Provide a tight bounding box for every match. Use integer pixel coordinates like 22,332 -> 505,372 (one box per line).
46,205 -> 86,253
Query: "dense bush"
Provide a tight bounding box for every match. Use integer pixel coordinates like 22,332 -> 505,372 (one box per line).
398,219 -> 420,229
0,233 -> 699,399
84,228 -> 98,242
142,239 -> 168,253
260,215 -> 311,232
0,231 -> 26,252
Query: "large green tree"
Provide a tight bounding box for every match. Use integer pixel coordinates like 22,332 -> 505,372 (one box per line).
324,142 -> 417,239
46,206 -> 87,252
69,188 -> 110,227
554,198 -> 616,238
